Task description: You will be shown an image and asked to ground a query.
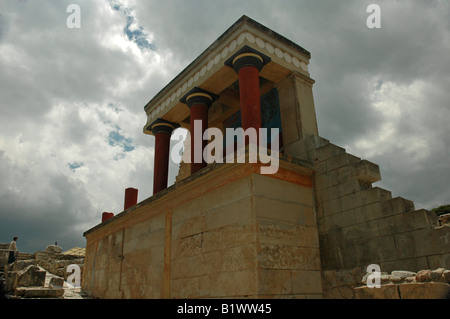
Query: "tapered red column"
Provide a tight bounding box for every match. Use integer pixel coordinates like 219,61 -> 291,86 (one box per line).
148,118 -> 180,194
181,87 -> 218,175
225,46 -> 271,134
124,187 -> 138,210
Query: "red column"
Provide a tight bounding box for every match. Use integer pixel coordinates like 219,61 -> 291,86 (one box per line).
190,103 -> 209,174
149,119 -> 180,194
102,212 -> 114,223
124,187 -> 138,210
238,64 -> 262,131
225,47 -> 270,136
181,88 -> 218,175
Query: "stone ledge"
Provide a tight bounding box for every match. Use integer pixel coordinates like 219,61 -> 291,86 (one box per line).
355,282 -> 450,299
15,287 -> 64,298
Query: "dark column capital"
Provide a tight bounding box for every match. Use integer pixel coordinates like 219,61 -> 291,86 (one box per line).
180,87 -> 218,108
147,118 -> 180,135
225,45 -> 271,73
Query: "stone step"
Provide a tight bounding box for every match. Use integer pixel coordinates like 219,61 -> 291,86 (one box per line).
378,208 -> 440,236
15,287 -> 64,298
380,197 -> 415,217
17,253 -> 34,261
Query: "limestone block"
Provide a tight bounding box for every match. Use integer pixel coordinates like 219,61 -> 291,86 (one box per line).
391,270 -> 416,280
341,220 -> 380,243
257,244 -> 321,270
49,276 -> 64,288
221,223 -> 257,249
320,209 -> 356,233
337,160 -> 381,184
316,185 -> 340,203
394,226 -> 450,259
15,287 -> 64,298
46,245 -> 63,254
354,284 -> 400,299
171,253 -> 206,280
340,187 -> 391,212
356,235 -> 398,265
11,260 -> 37,272
258,223 -> 319,248
253,174 -> 314,206
378,209 -> 440,237
254,196 -> 307,226
325,153 -> 360,173
291,270 -> 323,294
258,269 -> 292,295
398,282 -> 450,299
221,244 -> 257,272
315,171 -> 338,191
323,286 -> 355,299
427,253 -> 450,270
321,267 -> 365,289
213,270 -> 257,297
15,265 -> 46,288
356,199 -> 416,225
205,196 -> 253,231
284,135 -> 329,162
310,143 -> 346,164
201,229 -> 222,253
321,197 -> 342,217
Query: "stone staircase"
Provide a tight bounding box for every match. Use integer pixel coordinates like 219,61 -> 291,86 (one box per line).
290,135 -> 450,298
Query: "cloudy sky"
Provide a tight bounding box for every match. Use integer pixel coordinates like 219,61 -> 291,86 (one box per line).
1,0 -> 449,253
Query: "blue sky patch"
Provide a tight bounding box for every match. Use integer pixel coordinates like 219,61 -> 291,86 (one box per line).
68,162 -> 84,172
108,129 -> 135,153
108,0 -> 156,52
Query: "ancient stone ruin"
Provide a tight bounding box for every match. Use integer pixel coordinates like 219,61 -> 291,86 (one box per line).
79,15 -> 449,299
1,244 -> 86,299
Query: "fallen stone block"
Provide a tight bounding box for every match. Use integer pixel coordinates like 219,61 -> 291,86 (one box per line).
15,287 -> 64,298
398,282 -> 450,299
49,277 -> 64,288
416,270 -> 432,282
15,265 -> 46,288
354,284 -> 400,299
46,245 -> 62,254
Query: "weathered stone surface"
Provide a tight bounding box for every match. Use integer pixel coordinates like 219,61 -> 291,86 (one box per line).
391,270 -> 416,280
15,287 -> 64,298
46,245 -> 63,254
15,265 -> 46,288
416,270 -> 432,282
443,270 -> 450,283
398,282 -> 450,299
430,268 -> 446,282
49,276 -> 64,288
11,260 -> 37,272
354,284 -> 400,299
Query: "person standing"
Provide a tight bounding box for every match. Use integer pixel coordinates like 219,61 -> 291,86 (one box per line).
7,237 -> 18,265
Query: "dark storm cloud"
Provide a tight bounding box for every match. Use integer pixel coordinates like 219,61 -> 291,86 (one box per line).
0,0 -> 449,253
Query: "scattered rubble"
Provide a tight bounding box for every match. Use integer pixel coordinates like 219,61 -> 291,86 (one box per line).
1,244 -> 88,299
356,268 -> 450,299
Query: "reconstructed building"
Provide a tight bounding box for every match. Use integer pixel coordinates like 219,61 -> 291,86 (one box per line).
82,16 -> 449,299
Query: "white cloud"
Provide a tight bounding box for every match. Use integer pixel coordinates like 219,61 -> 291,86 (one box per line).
0,0 -> 449,252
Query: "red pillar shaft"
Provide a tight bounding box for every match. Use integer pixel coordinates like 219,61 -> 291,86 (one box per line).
238,65 -> 261,132
153,131 -> 171,194
190,103 -> 208,175
124,187 -> 138,210
102,212 -> 114,223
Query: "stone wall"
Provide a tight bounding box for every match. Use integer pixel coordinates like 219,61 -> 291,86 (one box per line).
83,160 -> 322,299
288,135 -> 450,298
